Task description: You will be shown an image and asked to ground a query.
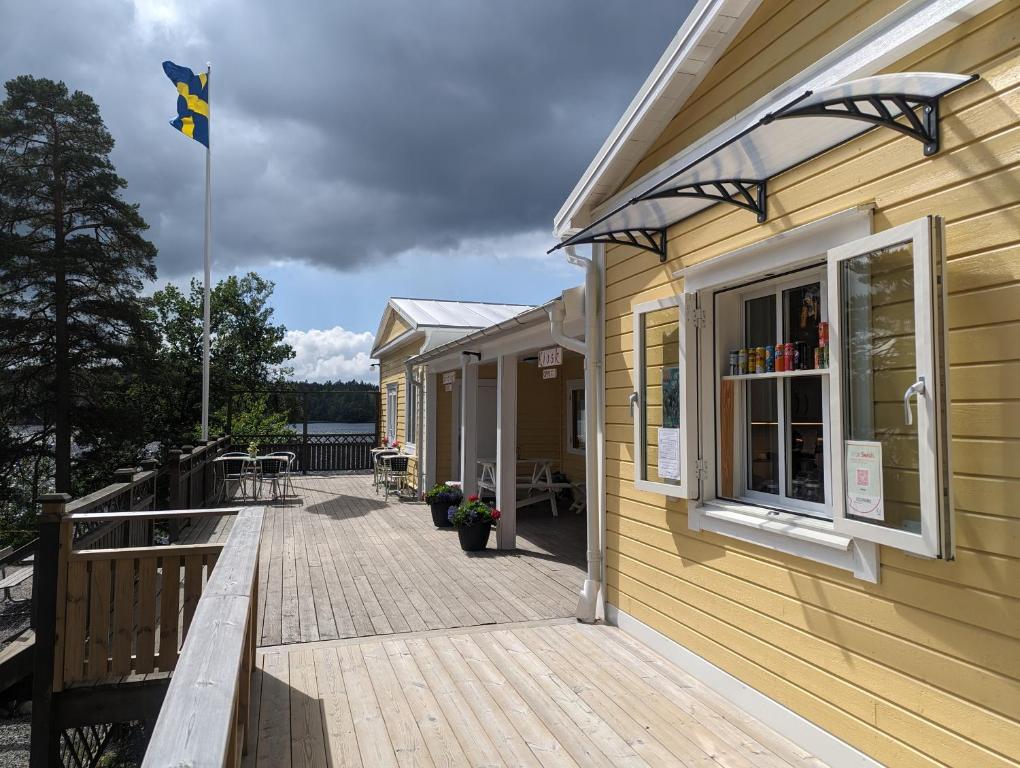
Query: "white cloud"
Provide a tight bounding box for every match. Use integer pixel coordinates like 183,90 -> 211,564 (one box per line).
284,326 -> 375,382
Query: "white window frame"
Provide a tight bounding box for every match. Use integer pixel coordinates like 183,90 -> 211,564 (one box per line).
679,207 -> 880,582
565,378 -> 585,455
631,295 -> 697,499
386,383 -> 398,444
404,371 -> 417,452
718,268 -> 832,519
827,216 -> 953,559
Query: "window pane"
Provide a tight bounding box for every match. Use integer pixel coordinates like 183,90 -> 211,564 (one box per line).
745,294 -> 775,349
572,389 -> 585,450
784,282 -> 822,369
746,379 -> 779,495
839,242 -> 921,533
787,376 -> 825,503
641,307 -> 680,484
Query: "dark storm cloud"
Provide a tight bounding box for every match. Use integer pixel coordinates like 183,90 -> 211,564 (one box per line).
0,0 -> 691,277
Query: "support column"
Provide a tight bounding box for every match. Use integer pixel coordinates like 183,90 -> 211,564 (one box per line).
459,359 -> 478,498
424,370 -> 438,490
495,354 -> 518,550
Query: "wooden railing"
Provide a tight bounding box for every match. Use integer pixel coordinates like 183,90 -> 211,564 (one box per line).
142,506 -> 263,767
27,434 -> 237,767
231,431 -> 377,472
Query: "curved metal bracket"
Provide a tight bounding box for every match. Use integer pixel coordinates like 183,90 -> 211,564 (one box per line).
574,228 -> 668,262
639,179 -> 767,223
765,93 -> 942,156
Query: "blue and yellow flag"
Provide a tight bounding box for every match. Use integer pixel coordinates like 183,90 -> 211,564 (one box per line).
162,61 -> 209,147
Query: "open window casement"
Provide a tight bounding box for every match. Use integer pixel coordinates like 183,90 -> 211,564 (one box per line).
827,217 -> 953,558
632,294 -> 698,499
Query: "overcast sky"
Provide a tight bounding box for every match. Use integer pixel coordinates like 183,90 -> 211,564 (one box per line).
1,0 -> 692,381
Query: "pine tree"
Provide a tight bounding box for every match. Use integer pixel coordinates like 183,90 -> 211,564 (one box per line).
0,76 -> 157,493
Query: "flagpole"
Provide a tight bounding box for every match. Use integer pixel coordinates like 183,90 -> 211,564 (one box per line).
201,61 -> 212,441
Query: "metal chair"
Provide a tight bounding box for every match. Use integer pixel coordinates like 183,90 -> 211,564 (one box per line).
214,455 -> 253,501
266,452 -> 296,499
382,455 -> 409,500
372,448 -> 398,494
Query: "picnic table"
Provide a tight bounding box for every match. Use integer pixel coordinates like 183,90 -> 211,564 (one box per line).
476,458 -> 576,516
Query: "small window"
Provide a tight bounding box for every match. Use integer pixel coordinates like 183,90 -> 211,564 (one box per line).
715,270 -> 831,519
631,295 -> 697,498
386,383 -> 398,444
566,380 -> 585,454
405,374 -> 417,447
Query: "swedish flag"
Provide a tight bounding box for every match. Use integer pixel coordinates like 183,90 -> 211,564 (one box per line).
162,61 -> 209,148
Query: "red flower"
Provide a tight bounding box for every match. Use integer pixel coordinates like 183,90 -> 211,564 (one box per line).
491,509 -> 501,520
468,494 -> 479,503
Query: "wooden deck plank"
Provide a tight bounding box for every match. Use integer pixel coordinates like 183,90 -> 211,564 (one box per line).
336,644 -> 400,768
289,649 -> 328,768
256,651 -> 292,767
313,646 -> 362,768
383,639 -> 472,767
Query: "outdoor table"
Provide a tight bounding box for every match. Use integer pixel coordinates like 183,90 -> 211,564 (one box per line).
214,454 -> 290,501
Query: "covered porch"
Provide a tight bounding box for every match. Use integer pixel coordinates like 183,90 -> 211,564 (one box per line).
415,287 -> 593,555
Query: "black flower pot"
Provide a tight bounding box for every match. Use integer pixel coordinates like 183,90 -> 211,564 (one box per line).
430,501 -> 453,527
457,523 -> 492,552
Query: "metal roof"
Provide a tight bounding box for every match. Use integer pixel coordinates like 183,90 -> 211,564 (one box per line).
389,298 -> 534,329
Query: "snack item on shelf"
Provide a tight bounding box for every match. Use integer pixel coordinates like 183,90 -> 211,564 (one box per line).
814,346 -> 822,369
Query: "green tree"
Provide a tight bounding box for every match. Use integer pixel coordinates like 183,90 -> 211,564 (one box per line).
146,273 -> 295,446
0,75 -> 157,494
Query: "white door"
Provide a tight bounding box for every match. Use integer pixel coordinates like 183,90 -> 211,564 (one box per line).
451,383 -> 461,480
477,381 -> 498,460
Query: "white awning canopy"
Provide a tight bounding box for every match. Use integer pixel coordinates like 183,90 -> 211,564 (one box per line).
553,72 -> 976,260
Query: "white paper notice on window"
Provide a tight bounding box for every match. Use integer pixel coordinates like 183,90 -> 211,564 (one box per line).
845,440 -> 884,521
657,427 -> 681,480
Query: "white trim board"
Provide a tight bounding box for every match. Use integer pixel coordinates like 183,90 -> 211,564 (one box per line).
605,604 -> 884,768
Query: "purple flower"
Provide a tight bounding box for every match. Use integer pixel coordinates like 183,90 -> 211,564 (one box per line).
447,507 -> 456,522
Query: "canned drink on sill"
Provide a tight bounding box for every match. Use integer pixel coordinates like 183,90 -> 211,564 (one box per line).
728,351 -> 739,376
755,347 -> 766,374
775,342 -> 785,372
738,348 -> 748,375
765,345 -> 775,373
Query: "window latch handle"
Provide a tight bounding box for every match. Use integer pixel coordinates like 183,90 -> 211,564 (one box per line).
629,391 -> 639,415
903,377 -> 926,426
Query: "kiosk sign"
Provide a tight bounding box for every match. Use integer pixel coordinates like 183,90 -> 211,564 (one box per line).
845,440 -> 884,521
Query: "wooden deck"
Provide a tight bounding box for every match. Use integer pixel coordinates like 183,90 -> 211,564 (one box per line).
184,473 -> 587,647
245,619 -> 827,767
179,473 -> 828,767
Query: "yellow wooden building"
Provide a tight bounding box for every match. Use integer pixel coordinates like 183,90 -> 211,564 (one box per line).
550,0 -> 1020,766
370,297 -> 533,491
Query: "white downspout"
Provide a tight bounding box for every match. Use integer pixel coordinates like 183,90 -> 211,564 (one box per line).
547,245 -> 602,623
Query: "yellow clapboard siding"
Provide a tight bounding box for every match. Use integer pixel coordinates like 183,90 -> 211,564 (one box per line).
593,6 -> 1020,767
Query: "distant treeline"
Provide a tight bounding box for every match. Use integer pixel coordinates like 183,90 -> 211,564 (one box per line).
252,379 -> 379,425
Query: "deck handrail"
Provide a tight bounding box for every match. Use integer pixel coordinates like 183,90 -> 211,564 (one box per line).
142,505 -> 264,767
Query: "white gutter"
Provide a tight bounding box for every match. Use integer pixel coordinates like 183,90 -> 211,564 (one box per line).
548,246 -> 603,623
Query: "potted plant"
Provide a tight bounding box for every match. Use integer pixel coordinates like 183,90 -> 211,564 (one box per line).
247,440 -> 259,458
424,483 -> 462,527
449,495 -> 500,552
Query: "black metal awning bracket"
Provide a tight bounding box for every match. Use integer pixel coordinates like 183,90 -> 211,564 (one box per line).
771,92 -> 942,155
639,178 -> 767,223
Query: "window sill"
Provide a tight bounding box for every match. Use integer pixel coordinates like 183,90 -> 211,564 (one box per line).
689,499 -> 879,582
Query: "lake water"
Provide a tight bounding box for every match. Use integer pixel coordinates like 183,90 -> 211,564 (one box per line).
286,422 -> 376,435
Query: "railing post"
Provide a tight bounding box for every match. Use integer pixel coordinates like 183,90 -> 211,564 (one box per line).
113,467 -> 137,547
140,458 -> 159,545
302,393 -> 310,476
180,446 -> 194,509
167,449 -> 183,542
30,493 -> 71,768
203,438 -> 216,506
